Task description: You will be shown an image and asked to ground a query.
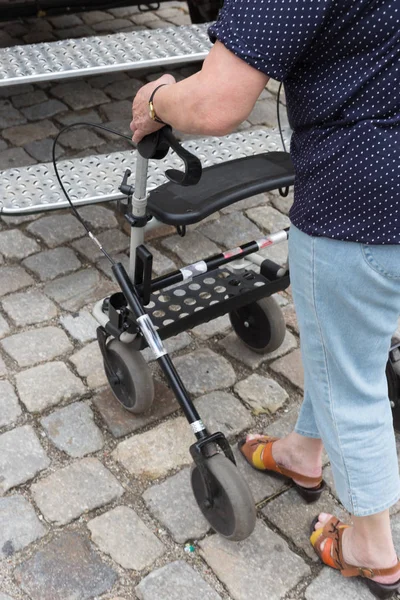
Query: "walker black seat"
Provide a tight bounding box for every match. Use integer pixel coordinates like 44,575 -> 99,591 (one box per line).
147,151 -> 295,226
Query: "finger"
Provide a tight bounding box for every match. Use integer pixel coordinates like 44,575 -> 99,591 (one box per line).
132,130 -> 144,144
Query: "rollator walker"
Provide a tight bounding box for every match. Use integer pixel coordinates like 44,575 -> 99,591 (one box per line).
90,126 -> 295,540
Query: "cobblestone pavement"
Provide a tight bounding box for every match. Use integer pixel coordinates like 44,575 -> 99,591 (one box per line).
1,5 -> 400,600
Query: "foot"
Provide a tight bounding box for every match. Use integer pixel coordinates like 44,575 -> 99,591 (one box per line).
247,433 -> 323,488
314,513 -> 400,585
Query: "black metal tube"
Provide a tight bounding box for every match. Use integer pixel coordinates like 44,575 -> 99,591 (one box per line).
157,354 -> 208,439
112,262 -> 209,439
145,240 -> 259,294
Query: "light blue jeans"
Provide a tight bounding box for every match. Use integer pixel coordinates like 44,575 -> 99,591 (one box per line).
289,224 -> 400,516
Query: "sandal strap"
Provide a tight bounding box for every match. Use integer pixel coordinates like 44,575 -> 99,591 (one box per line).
312,517 -> 400,579
261,440 -> 323,486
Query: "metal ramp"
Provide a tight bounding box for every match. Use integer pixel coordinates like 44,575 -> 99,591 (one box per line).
0,129 -> 289,215
0,24 -> 211,87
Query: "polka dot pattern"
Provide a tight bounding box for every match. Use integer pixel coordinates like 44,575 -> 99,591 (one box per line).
209,0 -> 400,244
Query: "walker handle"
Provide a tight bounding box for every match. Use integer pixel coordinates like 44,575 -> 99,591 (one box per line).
137,126 -> 202,186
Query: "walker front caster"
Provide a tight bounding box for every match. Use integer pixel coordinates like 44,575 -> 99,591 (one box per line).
191,453 -> 256,541
104,338 -> 154,414
229,296 -> 286,354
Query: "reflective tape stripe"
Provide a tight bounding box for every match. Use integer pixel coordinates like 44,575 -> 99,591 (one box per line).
180,260 -> 207,281
257,230 -> 288,249
191,420 -> 206,433
137,314 -> 167,359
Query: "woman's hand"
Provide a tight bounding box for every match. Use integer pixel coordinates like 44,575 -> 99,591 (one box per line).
130,74 -> 176,144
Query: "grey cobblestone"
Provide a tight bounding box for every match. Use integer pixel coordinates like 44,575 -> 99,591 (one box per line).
112,416 -> 193,479
81,9 -> 111,24
104,77 -> 143,100
0,100 -> 26,128
0,495 -> 46,559
1,326 -> 72,368
246,204 -> 291,233
93,380 -> 179,438
147,243 -> 177,275
174,349 -> 236,395
58,127 -> 105,150
31,457 -> 123,525
16,361 -> 85,413
25,137 -> 64,161
0,355 -> 6,378
142,331 -> 191,362
0,425 -> 50,494
22,247 -> 81,280
199,520 -> 310,600
194,391 -> 254,437
14,532 -> 118,600
77,205 -> 118,229
27,213 -> 85,247
220,192 -> 269,215
43,268 -> 115,312
0,229 -> 39,260
0,147 -> 36,168
161,230 -> 220,263
0,267 -> 34,297
191,314 -> 231,340
304,568 -> 375,600
199,212 -> 262,248
21,99 -> 68,121
234,374 -> 289,415
56,25 -> 94,39
100,99 -> 132,121
0,381 -> 21,427
72,229 -> 129,262
55,108 -> 103,126
88,505 -> 165,569
52,81 -> 109,110
143,468 -> 209,543
60,310 -> 98,342
270,348 -> 304,391
11,90 -> 48,109
1,289 -> 57,326
41,401 -> 104,457
69,341 -> 108,388
219,329 -> 297,369
136,561 -> 222,600
262,487 -> 348,561
0,314 -> 10,339
48,14 -> 83,27
3,120 -> 58,146
269,189 -> 294,215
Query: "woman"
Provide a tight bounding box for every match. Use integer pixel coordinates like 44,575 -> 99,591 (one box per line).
131,0 -> 400,596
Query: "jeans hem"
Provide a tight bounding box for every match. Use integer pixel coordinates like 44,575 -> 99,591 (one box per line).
339,490 -> 400,517
294,426 -> 321,440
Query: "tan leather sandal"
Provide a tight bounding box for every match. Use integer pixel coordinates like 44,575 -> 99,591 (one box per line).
310,515 -> 400,599
237,435 -> 325,503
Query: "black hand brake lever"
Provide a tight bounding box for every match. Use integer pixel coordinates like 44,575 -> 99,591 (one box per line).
137,126 -> 202,186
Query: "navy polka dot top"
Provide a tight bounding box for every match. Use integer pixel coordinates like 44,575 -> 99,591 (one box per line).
209,0 -> 400,244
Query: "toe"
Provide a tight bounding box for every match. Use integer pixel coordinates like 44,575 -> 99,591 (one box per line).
246,433 -> 264,442
314,512 -> 334,531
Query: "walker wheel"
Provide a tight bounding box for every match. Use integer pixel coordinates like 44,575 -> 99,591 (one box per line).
191,453 -> 256,541
229,296 -> 286,354
104,339 -> 154,414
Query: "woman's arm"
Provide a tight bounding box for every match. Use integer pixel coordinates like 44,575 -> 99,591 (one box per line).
130,41 -> 269,143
